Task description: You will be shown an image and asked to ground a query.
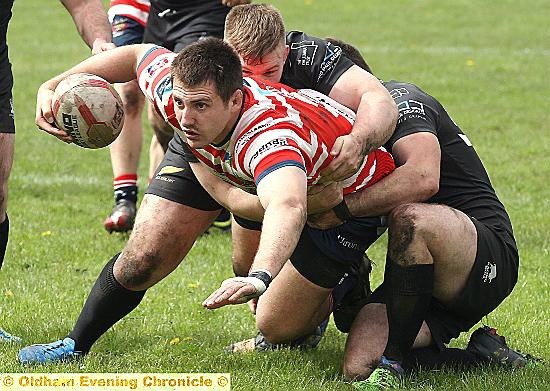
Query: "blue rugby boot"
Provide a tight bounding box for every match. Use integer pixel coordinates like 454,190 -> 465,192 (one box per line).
0,328 -> 22,343
18,337 -> 82,364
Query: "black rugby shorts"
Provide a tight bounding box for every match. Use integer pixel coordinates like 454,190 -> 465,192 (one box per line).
369,216 -> 519,348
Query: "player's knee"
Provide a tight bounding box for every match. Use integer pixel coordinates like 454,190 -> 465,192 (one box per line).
387,203 -> 430,265
256,315 -> 291,344
343,359 -> 374,382
0,183 -> 7,211
114,248 -> 162,289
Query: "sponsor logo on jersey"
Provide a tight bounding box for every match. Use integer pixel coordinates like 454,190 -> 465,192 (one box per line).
483,261 -> 497,283
155,77 -> 172,99
397,99 -> 427,123
249,138 -> 289,164
291,40 -> 318,67
317,44 -> 342,82
235,121 -> 272,151
389,87 -> 410,99
146,56 -> 170,77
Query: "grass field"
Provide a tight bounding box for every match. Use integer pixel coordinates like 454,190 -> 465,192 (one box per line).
1,0 -> 549,390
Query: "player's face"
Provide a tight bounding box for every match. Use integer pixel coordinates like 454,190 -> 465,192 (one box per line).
172,80 -> 242,148
240,43 -> 289,83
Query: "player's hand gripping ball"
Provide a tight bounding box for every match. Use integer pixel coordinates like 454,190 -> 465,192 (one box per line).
52,73 -> 124,148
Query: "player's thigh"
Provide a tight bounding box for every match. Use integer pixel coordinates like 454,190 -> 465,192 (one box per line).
256,260 -> 331,342
390,203 -> 477,303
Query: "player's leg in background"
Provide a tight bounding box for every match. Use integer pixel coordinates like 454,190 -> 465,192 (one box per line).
0,0 -> 22,342
147,106 -> 173,181
0,133 -> 14,269
105,80 -> 145,233
104,14 -> 146,233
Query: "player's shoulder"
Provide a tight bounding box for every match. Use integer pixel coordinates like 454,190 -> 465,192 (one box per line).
383,80 -> 438,106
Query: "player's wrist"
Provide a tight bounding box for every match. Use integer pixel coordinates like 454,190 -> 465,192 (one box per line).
248,269 -> 272,290
332,198 -> 354,222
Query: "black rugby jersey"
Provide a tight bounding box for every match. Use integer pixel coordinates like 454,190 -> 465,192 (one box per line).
281,31 -> 355,96
383,80 -> 516,247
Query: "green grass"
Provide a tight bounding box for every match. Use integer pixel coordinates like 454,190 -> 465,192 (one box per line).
1,0 -> 549,390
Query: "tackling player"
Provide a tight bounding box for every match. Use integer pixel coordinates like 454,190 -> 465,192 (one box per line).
308,40 -> 529,389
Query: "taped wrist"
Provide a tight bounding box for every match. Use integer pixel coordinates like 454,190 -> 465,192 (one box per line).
222,269 -> 272,299
333,199 -> 354,221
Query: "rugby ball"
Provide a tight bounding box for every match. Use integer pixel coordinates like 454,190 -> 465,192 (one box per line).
52,73 -> 124,149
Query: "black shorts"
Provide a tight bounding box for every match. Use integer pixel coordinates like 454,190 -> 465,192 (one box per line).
143,2 -> 228,52
0,1 -> 14,133
291,217 -> 385,288
145,136 -> 222,211
111,15 -> 145,47
369,217 -> 519,348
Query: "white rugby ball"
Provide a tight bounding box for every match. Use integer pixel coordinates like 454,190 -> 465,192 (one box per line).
52,73 -> 124,149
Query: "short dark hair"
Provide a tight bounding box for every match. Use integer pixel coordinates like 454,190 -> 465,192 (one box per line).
171,38 -> 243,104
324,37 -> 373,74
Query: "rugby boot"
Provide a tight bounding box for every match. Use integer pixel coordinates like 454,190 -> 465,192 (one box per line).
226,318 -> 329,353
103,199 -> 136,233
211,209 -> 232,232
18,337 -> 82,364
466,326 -> 542,368
0,327 -> 22,343
352,356 -> 404,390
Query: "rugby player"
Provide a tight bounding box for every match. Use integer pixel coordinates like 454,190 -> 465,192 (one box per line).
18,4 -> 397,362
0,0 -> 112,343
307,40 -> 528,389
104,0 -> 251,233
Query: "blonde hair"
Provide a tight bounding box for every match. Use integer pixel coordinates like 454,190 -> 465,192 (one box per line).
225,4 -> 286,61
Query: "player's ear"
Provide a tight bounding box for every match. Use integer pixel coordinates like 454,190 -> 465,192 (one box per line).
230,88 -> 243,111
284,45 -> 290,62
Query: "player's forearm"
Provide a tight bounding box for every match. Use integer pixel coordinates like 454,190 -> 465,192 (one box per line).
352,92 -> 398,155
61,0 -> 112,48
250,200 -> 306,277
41,45 -> 152,91
345,164 -> 438,217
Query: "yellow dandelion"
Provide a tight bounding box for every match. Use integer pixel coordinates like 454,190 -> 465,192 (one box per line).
183,336 -> 193,342
41,231 -> 52,236
466,59 -> 475,66
5,290 -> 14,298
187,283 -> 198,289
169,337 -> 181,345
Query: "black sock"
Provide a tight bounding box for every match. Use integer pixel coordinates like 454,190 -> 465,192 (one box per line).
68,254 -> 146,353
383,261 -> 434,363
0,214 -> 9,270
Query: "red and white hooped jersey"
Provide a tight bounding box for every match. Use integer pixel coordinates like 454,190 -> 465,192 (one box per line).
136,47 -> 395,195
108,0 -> 150,26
